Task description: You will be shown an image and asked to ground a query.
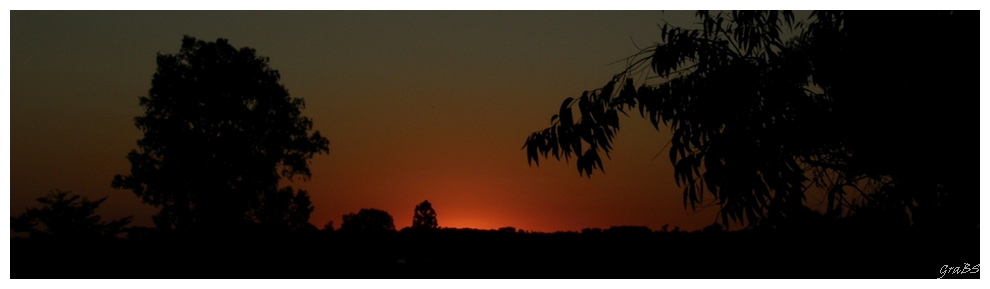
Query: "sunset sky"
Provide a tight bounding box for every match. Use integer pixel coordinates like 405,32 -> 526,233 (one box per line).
8,10 -> 820,234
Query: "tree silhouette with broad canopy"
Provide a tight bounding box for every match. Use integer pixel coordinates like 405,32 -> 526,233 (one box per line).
112,36 -> 329,231
11,190 -> 132,240
523,11 -> 976,230
412,200 -> 438,229
340,208 -> 396,232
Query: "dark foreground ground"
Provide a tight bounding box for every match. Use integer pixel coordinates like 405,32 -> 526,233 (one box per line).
10,227 -> 979,279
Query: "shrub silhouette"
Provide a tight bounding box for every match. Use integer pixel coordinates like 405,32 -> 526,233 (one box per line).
11,189 -> 132,240
340,208 -> 396,232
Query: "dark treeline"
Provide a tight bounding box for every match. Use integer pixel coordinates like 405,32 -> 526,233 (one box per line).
10,219 -> 977,278
9,191 -> 979,278
9,194 -> 978,278
10,191 -> 979,278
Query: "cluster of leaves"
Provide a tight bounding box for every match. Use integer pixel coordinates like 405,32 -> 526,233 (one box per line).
522,80 -> 623,177
112,36 -> 329,230
525,11 -> 811,227
11,190 -> 132,240
523,11 -> 976,230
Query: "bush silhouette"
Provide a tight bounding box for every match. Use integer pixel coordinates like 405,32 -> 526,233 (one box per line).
11,189 -> 132,240
340,208 -> 396,232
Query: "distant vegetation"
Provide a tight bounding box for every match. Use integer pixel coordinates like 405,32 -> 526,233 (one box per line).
10,190 -> 978,278
11,190 -> 131,240
411,200 -> 439,229
340,208 -> 396,232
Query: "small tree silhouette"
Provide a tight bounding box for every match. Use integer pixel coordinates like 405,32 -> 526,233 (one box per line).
412,200 -> 438,229
322,220 -> 334,231
11,190 -> 132,240
340,208 -> 395,232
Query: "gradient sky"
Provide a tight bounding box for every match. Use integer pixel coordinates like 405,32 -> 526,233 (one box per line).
9,11 -> 763,233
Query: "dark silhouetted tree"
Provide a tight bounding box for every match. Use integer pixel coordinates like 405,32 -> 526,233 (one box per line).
11,190 -> 132,240
523,11 -> 976,230
411,200 -> 438,229
340,208 -> 396,232
112,36 -> 329,231
255,186 -> 317,231
322,220 -> 334,231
